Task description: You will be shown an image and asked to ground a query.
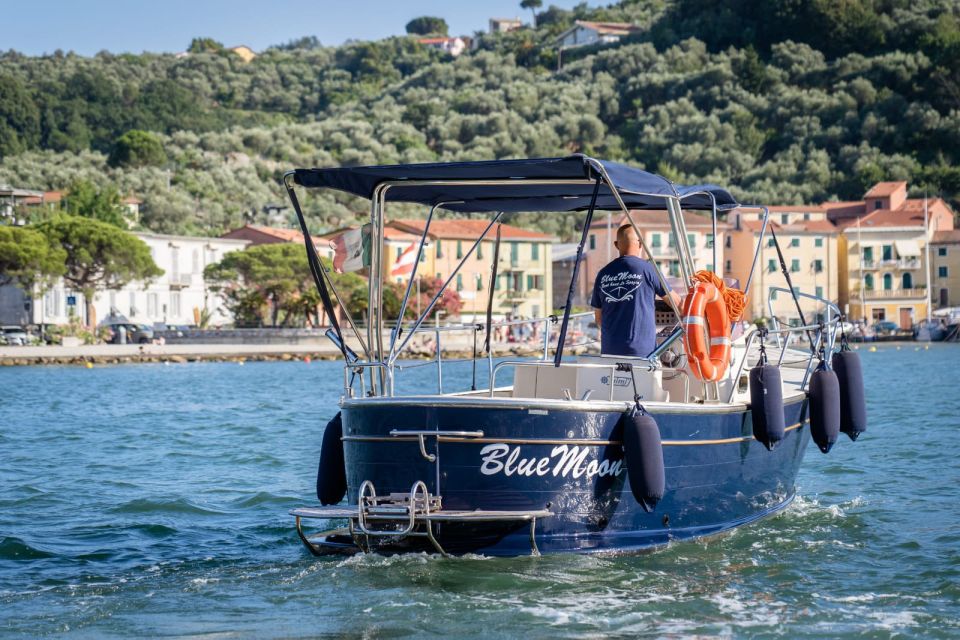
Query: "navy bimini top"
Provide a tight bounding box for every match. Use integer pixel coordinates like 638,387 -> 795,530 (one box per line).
590,256 -> 669,358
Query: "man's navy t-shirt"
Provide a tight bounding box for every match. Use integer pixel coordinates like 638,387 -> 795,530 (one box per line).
590,255 -> 669,357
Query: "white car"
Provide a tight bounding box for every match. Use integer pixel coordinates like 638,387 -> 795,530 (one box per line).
0,326 -> 29,346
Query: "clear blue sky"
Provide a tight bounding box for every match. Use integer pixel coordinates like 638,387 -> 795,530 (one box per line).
1,0 -> 600,56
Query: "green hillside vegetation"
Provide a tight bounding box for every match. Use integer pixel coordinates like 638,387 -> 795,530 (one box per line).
1,0 -> 958,241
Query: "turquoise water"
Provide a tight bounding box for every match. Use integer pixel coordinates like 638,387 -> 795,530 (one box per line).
1,345 -> 959,638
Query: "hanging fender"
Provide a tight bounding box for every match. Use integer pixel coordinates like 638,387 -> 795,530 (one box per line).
832,350 -> 867,441
750,364 -> 786,451
809,368 -> 841,454
317,412 -> 347,505
621,410 -> 665,512
682,280 -> 732,382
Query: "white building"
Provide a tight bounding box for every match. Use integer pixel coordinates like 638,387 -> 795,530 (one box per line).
554,21 -> 641,49
417,37 -> 467,57
5,232 -> 249,328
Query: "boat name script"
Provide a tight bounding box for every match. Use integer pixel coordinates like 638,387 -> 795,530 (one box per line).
479,443 -> 624,479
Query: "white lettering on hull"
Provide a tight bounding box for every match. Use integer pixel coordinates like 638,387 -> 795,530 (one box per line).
479,443 -> 624,479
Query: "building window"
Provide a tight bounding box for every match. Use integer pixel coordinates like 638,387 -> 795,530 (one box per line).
170,292 -> 181,317
706,233 -> 714,248
882,245 -> 892,262
804,213 -> 811,221
790,259 -> 800,273
192,249 -> 200,273
864,274 -> 874,291
790,238 -> 799,248
815,237 -> 823,248
651,233 -> 661,248
725,260 -> 732,272
813,259 -> 823,273
147,293 -> 158,317
532,243 -> 539,260
767,237 -> 775,248
725,235 -> 731,249
863,246 -> 873,263
510,242 -> 519,264
456,240 -> 463,259
781,214 -> 789,225
396,246 -> 403,260
477,242 -> 483,260
476,274 -> 484,290
939,247 -> 947,257
687,233 -> 696,248
815,286 -> 823,298
940,266 -> 949,278
129,292 -> 137,316
526,274 -> 534,290
767,259 -> 776,273
902,273 -> 913,289
495,274 -> 501,290
436,240 -> 443,258
456,274 -> 463,291
109,291 -> 117,311
882,273 -> 893,290
874,199 -> 883,210
589,234 -> 596,250
44,289 -> 60,316
771,290 -> 777,301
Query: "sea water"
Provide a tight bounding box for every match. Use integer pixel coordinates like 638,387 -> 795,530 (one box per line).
1,345 -> 959,638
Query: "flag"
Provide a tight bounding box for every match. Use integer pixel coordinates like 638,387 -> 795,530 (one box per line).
391,242 -> 418,278
331,224 -> 371,273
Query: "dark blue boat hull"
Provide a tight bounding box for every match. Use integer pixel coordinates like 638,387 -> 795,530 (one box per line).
339,398 -> 810,555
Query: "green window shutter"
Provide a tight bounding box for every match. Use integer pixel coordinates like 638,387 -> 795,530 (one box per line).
687,233 -> 696,248
771,290 -> 778,300
532,243 -> 539,260
767,238 -> 775,248
436,239 -> 443,258
815,286 -> 823,298
477,242 -> 483,260
651,233 -> 661,248
456,240 -> 463,259
790,259 -> 800,272
495,274 -> 501,290
589,235 -> 596,250
510,242 -> 519,261
767,259 -> 776,273
456,274 -> 463,291
706,233 -> 713,248
815,237 -> 823,247
527,274 -> 533,290
790,238 -> 800,248
477,274 -> 484,290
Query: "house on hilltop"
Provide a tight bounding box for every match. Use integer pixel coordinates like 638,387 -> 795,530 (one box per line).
416,36 -> 467,57
554,21 -> 641,49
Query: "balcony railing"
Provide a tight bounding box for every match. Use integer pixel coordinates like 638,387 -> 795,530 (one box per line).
503,289 -> 539,300
861,258 -> 922,270
857,287 -> 927,300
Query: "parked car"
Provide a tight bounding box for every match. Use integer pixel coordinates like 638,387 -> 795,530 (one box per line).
0,326 -> 29,346
872,320 -> 899,335
102,322 -> 154,344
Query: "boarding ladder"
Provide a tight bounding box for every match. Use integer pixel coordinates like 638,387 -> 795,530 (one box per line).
291,480 -> 551,556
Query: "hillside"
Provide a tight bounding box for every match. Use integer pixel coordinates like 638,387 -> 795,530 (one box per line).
1,0 -> 958,240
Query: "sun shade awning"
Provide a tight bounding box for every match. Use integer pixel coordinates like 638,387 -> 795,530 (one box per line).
894,239 -> 921,257
292,154 -> 738,213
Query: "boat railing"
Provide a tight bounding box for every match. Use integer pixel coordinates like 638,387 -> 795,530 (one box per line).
338,311 -> 598,398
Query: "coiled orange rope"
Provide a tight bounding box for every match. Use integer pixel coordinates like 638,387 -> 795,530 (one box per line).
692,270 -> 747,322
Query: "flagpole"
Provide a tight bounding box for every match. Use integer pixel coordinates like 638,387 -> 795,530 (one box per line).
857,215 -> 865,323
924,194 -> 932,322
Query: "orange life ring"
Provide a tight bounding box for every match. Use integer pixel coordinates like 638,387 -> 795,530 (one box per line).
682,280 -> 732,382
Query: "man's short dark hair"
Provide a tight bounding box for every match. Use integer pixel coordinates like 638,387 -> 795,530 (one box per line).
616,223 -> 638,246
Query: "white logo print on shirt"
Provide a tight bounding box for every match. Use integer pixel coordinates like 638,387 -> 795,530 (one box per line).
599,270 -> 645,303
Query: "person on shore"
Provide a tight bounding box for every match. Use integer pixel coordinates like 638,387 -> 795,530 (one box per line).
591,224 -> 681,357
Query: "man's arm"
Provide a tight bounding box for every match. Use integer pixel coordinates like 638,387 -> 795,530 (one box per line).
663,290 -> 682,311
594,308 -> 602,325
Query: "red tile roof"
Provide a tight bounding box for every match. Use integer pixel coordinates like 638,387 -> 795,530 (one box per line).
389,219 -> 554,241
576,20 -> 642,35
762,204 -> 827,213
738,219 -> 838,234
864,181 -> 907,198
837,208 -> 926,229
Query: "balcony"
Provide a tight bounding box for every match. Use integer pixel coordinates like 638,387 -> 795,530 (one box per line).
169,273 -> 192,288
856,287 -> 927,300
503,289 -> 537,301
861,258 -> 922,270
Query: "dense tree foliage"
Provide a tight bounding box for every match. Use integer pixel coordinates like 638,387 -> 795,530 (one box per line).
64,179 -> 127,227
0,226 -> 66,289
34,215 -> 163,325
405,16 -> 449,36
1,0 -> 958,242
108,129 -> 166,168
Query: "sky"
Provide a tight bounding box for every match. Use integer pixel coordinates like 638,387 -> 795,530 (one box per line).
1,0 -> 601,56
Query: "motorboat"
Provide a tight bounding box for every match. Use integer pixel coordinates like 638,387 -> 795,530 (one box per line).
282,155 -> 867,556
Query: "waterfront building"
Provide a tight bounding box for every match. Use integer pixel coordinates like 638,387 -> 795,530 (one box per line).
0,233 -> 249,328
581,211 -> 729,296
221,224 -> 335,260
382,219 -> 555,322
827,182 -> 954,327
930,230 -> 960,309
551,243 -> 587,311
725,206 -> 839,323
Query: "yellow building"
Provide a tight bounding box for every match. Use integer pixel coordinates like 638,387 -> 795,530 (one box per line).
383,219 -> 555,321
828,182 -> 954,328
725,206 -> 839,323
931,230 -> 960,309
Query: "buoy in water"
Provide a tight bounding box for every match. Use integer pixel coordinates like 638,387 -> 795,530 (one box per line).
317,412 -> 347,505
809,367 -> 841,453
832,350 -> 867,441
304,355 -> 312,364
85,362 -> 93,369
749,364 -> 785,450
621,410 -> 665,512
868,346 -> 877,352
